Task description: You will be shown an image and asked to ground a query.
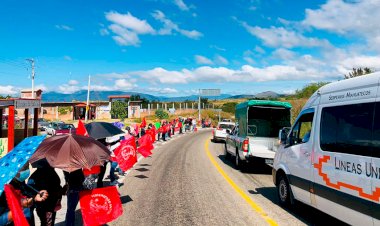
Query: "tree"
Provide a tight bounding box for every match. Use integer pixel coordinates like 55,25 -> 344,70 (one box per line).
344,67 -> 373,79
0,95 -> 11,99
110,100 -> 128,120
221,102 -> 237,114
293,82 -> 330,99
200,97 -> 208,105
155,108 -> 169,119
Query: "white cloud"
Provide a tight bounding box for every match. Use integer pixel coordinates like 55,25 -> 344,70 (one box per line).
214,54 -> 229,65
105,11 -> 155,34
302,0 -> 380,51
99,28 -> 110,36
272,48 -> 296,60
210,45 -> 226,51
105,11 -> 155,46
174,0 -> 189,11
102,64 -> 336,85
114,79 -> 136,91
195,55 -> 213,65
148,87 -> 178,94
336,55 -> 380,75
35,84 -> 48,92
254,45 -> 266,54
63,56 -> 72,61
0,85 -> 18,95
68,80 -> 79,85
152,10 -> 202,39
195,54 -> 228,65
55,25 -> 73,31
244,57 -> 255,64
241,23 -> 330,48
58,84 -> 80,94
109,24 -> 141,46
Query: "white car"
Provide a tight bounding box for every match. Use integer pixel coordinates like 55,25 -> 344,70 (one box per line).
212,122 -> 235,141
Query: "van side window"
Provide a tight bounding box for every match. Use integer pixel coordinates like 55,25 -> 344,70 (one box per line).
320,102 -> 374,156
288,112 -> 314,146
369,103 -> 380,157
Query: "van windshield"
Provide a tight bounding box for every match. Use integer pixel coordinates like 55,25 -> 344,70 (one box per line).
247,106 -> 291,137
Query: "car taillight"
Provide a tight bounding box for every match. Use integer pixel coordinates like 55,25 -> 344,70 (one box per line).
243,139 -> 249,152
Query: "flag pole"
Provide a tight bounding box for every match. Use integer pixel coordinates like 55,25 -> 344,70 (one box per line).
85,75 -> 91,122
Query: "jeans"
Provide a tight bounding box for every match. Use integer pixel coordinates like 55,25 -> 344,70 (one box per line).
65,190 -> 80,226
110,161 -> 118,182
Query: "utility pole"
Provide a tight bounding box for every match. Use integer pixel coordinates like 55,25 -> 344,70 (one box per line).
85,75 -> 91,122
198,89 -> 201,122
26,58 -> 35,98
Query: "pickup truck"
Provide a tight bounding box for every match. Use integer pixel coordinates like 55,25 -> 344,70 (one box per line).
225,100 -> 292,169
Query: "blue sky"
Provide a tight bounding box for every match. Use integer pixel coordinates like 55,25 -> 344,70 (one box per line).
1,0 -> 380,97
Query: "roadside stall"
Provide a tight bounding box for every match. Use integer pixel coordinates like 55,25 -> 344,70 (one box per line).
0,98 -> 41,152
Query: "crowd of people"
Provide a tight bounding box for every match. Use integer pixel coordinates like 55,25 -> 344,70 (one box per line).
0,116 -> 200,226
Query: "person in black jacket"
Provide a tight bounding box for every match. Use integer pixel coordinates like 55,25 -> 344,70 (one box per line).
28,166 -> 62,226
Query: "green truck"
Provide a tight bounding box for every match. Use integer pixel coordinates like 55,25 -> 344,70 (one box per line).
225,100 -> 292,168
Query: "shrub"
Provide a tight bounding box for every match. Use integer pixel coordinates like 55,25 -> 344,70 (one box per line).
155,108 -> 169,119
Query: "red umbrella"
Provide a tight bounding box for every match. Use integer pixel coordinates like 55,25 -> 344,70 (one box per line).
29,134 -> 110,172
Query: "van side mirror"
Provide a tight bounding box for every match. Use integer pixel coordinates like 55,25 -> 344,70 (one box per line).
279,127 -> 290,144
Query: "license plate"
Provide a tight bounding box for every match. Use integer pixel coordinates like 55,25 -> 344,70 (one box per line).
265,159 -> 274,165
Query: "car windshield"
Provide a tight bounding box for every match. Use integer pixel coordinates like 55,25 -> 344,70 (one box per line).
60,124 -> 74,130
219,124 -> 234,130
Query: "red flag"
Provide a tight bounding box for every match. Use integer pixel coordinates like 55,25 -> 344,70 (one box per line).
83,166 -> 101,176
137,135 -> 153,157
4,184 -> 29,226
77,120 -> 89,137
113,138 -> 137,171
79,186 -> 123,226
140,117 -> 146,128
145,129 -> 155,143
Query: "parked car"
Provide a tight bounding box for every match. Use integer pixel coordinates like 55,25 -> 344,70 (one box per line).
46,122 -> 64,135
55,124 -> 76,135
225,100 -> 292,169
37,118 -> 49,131
273,72 -> 380,226
212,122 -> 235,142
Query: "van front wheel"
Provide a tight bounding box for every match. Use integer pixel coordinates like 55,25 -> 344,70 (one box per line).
277,174 -> 291,207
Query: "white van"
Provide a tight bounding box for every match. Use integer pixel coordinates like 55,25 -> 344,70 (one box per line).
273,72 -> 380,226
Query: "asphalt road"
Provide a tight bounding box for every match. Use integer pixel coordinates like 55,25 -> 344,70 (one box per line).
112,129 -> 347,226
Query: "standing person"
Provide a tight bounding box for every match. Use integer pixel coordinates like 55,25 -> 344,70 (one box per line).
192,118 -> 197,131
63,169 -> 84,226
0,166 -> 49,226
161,121 -> 167,141
154,120 -> 161,141
178,119 -> 183,134
28,166 -> 62,226
171,120 -> 175,135
96,139 -> 108,188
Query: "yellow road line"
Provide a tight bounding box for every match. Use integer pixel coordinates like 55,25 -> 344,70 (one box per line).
204,137 -> 278,226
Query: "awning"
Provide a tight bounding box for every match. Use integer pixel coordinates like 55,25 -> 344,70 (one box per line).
75,103 -> 96,107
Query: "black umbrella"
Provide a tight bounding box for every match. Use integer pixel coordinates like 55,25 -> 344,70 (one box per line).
85,122 -> 124,140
